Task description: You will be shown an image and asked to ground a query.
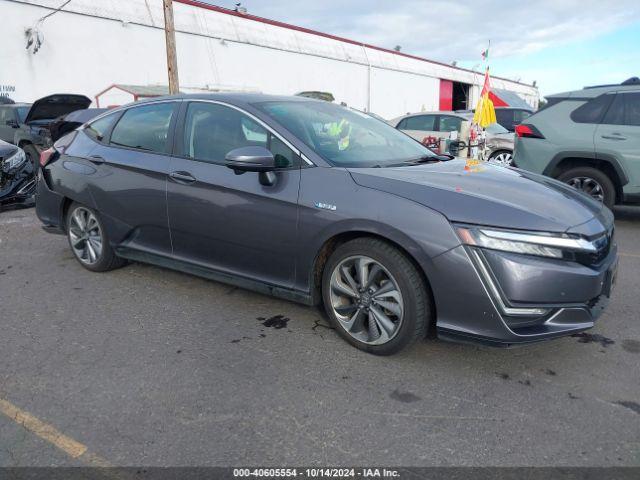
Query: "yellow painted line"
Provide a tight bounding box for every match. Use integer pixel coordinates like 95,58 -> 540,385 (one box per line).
0,397 -> 88,458
619,252 -> 640,258
0,398 -> 87,458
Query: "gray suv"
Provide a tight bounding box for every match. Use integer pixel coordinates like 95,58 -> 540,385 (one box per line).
36,94 -> 617,354
514,77 -> 640,207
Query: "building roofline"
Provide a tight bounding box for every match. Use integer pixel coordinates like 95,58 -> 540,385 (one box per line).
175,0 -> 535,89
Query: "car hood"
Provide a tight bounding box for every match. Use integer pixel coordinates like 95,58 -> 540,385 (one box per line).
348,159 -> 612,234
24,94 -> 91,124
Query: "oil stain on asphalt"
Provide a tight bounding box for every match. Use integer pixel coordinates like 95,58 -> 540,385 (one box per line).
571,332 -> 615,348
258,315 -> 290,329
390,389 -> 421,403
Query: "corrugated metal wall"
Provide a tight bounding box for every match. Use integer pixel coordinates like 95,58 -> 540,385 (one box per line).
1,0 -> 539,118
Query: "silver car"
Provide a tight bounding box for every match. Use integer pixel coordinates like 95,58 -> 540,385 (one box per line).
390,111 -> 515,165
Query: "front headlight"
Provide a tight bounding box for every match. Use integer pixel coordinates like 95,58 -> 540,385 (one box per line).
455,225 -> 599,259
3,148 -> 27,171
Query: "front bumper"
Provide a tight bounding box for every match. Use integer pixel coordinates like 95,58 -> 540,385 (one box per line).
431,242 -> 618,347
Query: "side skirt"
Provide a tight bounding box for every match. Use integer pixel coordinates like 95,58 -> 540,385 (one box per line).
115,246 -> 314,306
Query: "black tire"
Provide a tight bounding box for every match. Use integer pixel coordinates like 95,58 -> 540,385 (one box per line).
22,143 -> 39,169
557,166 -> 616,209
66,202 -> 126,272
321,237 -> 431,355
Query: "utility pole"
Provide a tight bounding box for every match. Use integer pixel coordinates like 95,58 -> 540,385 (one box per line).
163,0 -> 180,94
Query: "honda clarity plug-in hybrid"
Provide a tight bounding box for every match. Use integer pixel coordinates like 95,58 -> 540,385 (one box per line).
36,94 -> 618,355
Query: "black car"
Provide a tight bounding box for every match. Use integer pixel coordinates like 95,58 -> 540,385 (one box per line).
0,140 -> 36,209
10,94 -> 91,164
36,94 -> 617,355
0,102 -> 31,143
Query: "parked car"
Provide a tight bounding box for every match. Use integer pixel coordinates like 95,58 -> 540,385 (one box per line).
495,107 -> 533,132
11,94 -> 91,165
0,102 -> 31,143
390,111 -> 515,165
49,108 -> 108,143
455,107 -> 534,132
36,94 -> 617,355
0,140 -> 36,209
513,77 -> 640,208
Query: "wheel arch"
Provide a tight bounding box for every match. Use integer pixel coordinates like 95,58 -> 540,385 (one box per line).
546,154 -> 627,203
309,228 -> 437,336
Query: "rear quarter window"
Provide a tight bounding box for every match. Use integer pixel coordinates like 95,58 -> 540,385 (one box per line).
570,94 -> 614,124
85,112 -> 119,143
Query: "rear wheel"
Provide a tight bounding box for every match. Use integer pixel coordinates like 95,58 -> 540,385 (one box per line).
557,167 -> 616,208
322,238 -> 430,355
66,202 -> 125,272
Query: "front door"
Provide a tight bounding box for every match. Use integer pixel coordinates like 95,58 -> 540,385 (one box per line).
167,101 -> 301,288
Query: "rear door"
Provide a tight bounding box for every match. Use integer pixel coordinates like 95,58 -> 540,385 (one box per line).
595,91 -> 640,187
87,101 -> 179,255
396,114 -> 437,141
166,100 -> 301,287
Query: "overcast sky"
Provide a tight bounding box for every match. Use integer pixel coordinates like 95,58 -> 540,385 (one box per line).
206,0 -> 640,96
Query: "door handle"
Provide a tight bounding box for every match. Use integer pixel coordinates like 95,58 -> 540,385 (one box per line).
169,171 -> 197,184
601,134 -> 626,140
88,155 -> 105,164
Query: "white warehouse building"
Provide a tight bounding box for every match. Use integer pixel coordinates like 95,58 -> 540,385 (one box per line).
0,0 -> 539,119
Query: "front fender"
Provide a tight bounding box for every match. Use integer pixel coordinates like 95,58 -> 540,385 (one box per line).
295,166 -> 461,296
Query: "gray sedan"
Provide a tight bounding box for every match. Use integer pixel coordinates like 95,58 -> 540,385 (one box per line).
36,94 -> 617,354
390,111 -> 516,165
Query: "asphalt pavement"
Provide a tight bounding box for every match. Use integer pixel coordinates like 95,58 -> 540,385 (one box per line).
0,206 -> 639,467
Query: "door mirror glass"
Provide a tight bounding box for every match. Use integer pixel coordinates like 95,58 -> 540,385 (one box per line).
5,119 -> 19,128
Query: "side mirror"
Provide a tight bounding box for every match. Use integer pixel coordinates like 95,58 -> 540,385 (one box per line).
5,120 -> 19,128
225,146 -> 277,186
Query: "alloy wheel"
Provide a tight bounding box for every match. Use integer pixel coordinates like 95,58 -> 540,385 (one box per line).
68,207 -> 104,265
489,152 -> 513,166
566,176 -> 604,203
329,255 -> 404,345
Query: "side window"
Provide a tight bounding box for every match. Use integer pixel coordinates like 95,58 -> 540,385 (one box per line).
396,118 -> 407,129
439,115 -> 463,132
0,107 -> 11,123
404,115 -> 436,131
514,109 -> 532,124
110,103 -> 175,153
85,113 -> 118,143
183,102 -> 298,167
624,93 -> 640,126
571,94 -> 614,124
603,93 -> 640,126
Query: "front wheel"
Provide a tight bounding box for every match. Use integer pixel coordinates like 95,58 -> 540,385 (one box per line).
322,238 -> 431,355
66,202 -> 126,272
557,167 -> 616,208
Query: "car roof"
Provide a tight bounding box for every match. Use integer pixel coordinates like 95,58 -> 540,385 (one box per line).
547,77 -> 640,99
132,92 -> 319,106
2,103 -> 31,107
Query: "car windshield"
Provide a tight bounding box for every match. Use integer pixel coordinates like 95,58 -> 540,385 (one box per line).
254,100 -> 436,167
16,107 -> 30,123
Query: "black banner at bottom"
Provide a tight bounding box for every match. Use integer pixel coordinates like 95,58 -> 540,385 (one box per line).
0,467 -> 638,480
